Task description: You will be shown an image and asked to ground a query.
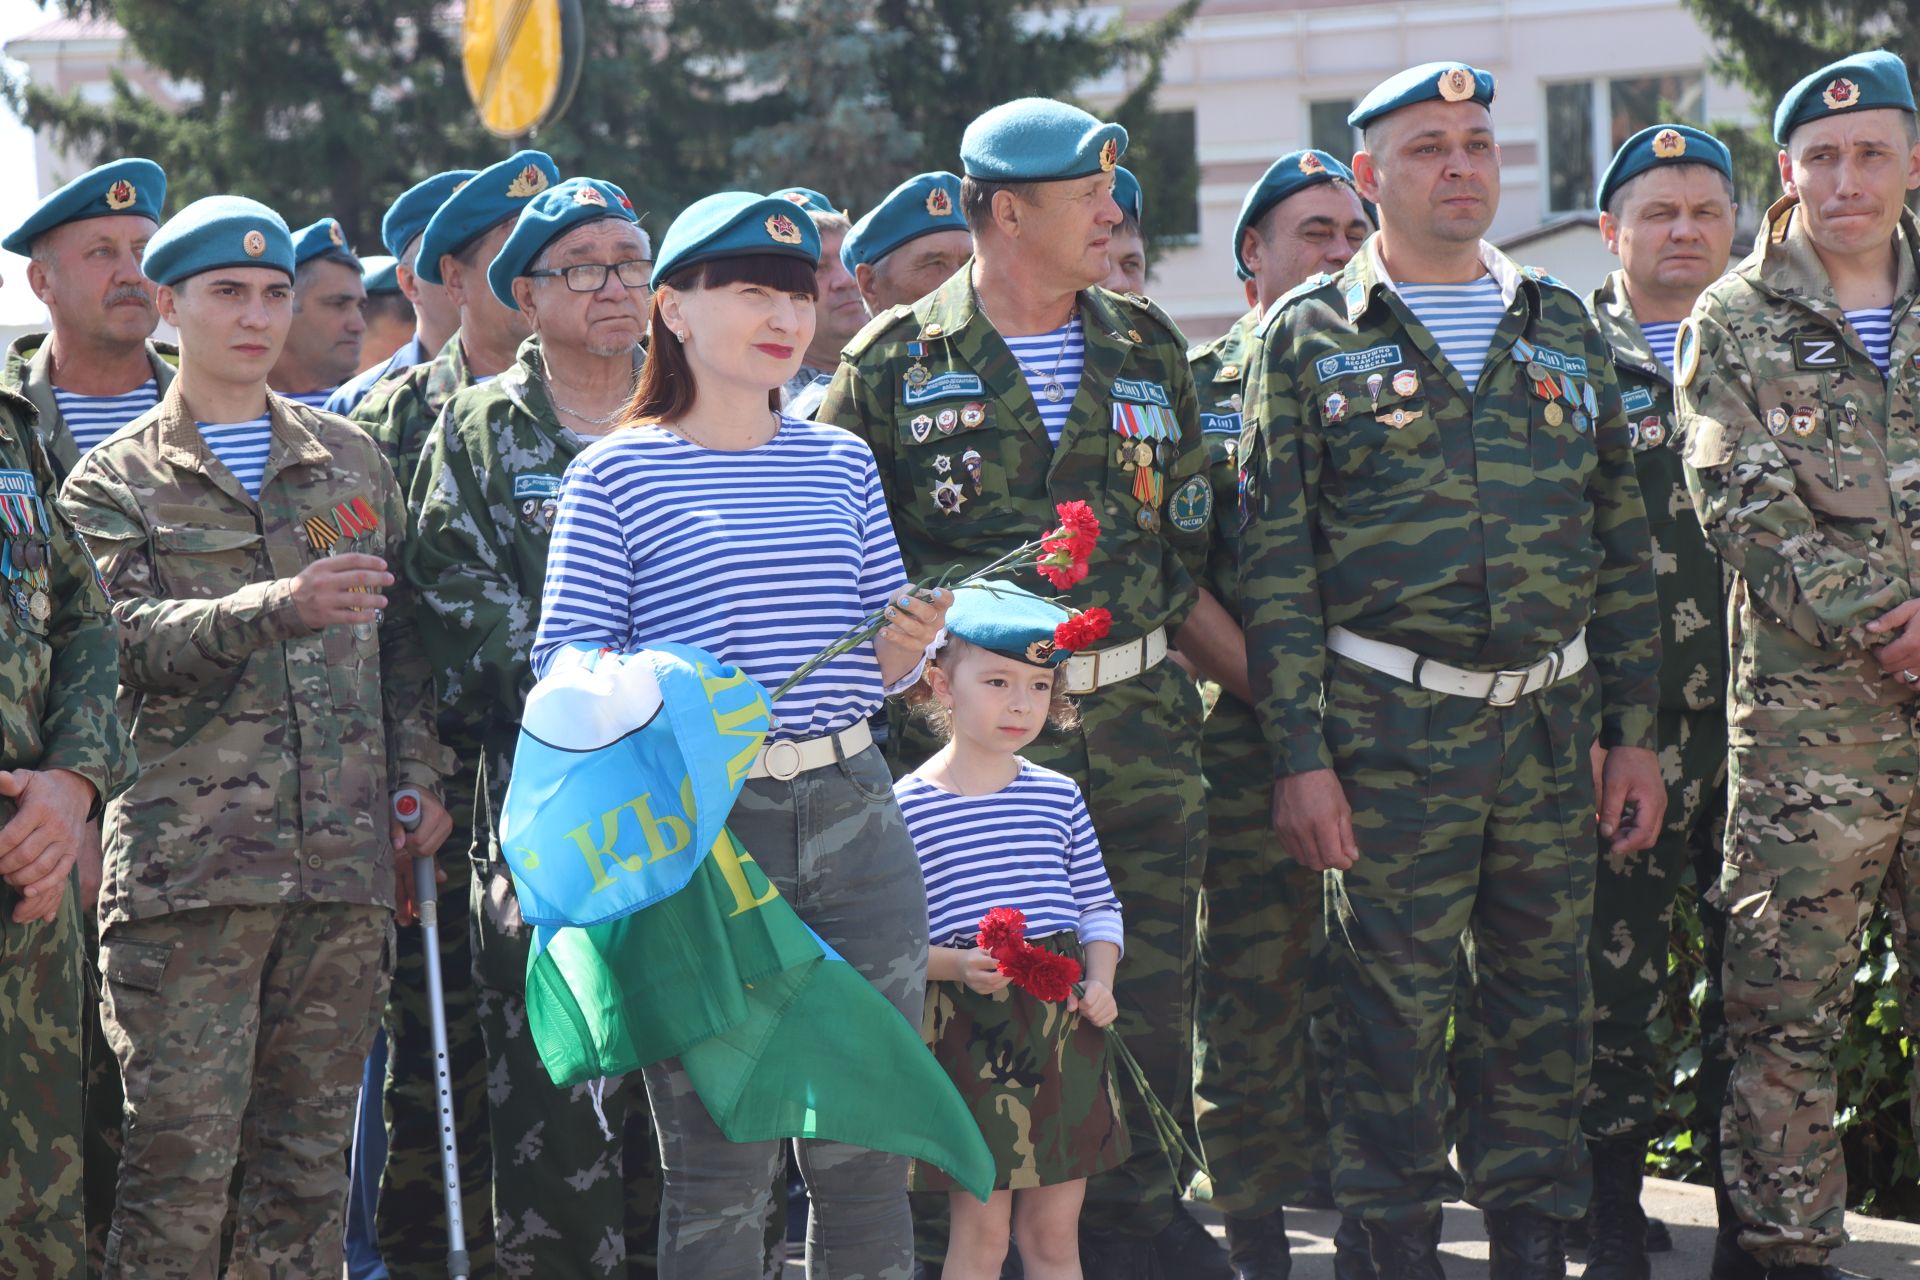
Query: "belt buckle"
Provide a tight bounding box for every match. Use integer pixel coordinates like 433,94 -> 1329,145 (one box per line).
763,740 -> 804,781
1485,669 -> 1529,707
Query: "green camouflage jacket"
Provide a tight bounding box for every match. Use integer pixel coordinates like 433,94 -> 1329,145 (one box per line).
0,334 -> 179,482
405,335 -> 581,860
59,386 -> 451,927
1189,307 -> 1260,617
1239,240 -> 1662,778
0,387 -> 134,806
817,266 -> 1210,639
352,330 -> 476,495
1590,270 -> 1726,715
1678,195 -> 1920,747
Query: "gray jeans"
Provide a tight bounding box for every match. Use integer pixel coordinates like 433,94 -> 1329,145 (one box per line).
642,742 -> 929,1280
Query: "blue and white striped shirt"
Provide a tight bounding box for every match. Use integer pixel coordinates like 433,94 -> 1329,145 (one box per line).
1845,308 -> 1893,374
52,380 -> 158,456
531,417 -> 911,740
280,388 -> 338,411
1002,314 -> 1085,446
1397,276 -> 1508,392
896,760 -> 1124,953
1639,321 -> 1682,375
197,416 -> 273,499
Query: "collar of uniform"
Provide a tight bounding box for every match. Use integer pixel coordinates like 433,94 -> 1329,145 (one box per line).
1365,235 -> 1523,310
1589,269 -> 1666,383
913,263 -> 1145,347
1197,306 -> 1261,382
498,332 -> 550,420
1754,192 -> 1920,317
153,379 -> 332,477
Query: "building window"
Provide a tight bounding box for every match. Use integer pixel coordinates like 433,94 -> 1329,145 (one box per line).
1547,73 -> 1706,214
1136,108 -> 1201,241
1309,99 -> 1359,165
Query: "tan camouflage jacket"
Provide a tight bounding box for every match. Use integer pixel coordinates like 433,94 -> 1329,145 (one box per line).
0,334 -> 179,482
59,385 -> 451,926
1679,195 -> 1920,747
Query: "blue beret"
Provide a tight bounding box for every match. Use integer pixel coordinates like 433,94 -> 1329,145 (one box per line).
3,157 -> 166,256
382,169 -> 475,259
1348,62 -> 1496,130
771,186 -> 842,216
291,218 -> 355,269
361,255 -> 401,295
1596,124 -> 1734,213
487,177 -> 640,310
944,582 -> 1074,668
1113,166 -> 1143,225
1232,150 -> 1355,280
1773,50 -> 1915,144
840,172 -> 968,273
416,149 -> 560,285
142,195 -> 294,286
652,191 -> 823,285
961,97 -> 1128,183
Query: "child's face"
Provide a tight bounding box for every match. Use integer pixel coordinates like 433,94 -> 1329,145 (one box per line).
934,647 -> 1057,753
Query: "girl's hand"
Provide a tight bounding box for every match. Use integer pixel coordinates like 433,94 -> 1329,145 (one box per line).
876,587 -> 952,672
959,946 -> 1011,996
1070,979 -> 1118,1028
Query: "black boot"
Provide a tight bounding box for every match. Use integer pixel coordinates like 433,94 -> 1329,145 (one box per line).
1583,1136 -> 1649,1280
1222,1207 -> 1292,1280
1481,1208 -> 1565,1280
1361,1214 -> 1446,1280
1334,1215 -> 1380,1280
1152,1200 -> 1233,1280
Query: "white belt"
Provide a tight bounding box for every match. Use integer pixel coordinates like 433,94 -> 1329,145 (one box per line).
1061,626 -> 1169,696
1326,625 -> 1589,707
749,718 -> 874,781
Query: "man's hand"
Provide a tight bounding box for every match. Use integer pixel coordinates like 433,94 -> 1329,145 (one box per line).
1866,598 -> 1920,682
290,553 -> 391,631
1069,978 -> 1118,1028
1596,745 -> 1666,855
1271,769 -> 1358,871
0,768 -> 97,924
390,790 -> 453,927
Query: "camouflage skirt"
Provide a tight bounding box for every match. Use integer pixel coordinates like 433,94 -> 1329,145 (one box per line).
911,934 -> 1130,1192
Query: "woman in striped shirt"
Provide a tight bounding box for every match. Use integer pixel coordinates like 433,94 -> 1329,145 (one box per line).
531,192 -> 948,1280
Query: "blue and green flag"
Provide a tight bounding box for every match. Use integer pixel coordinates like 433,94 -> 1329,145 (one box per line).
500,644 -> 994,1198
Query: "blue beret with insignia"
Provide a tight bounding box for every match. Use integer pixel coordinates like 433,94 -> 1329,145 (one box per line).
840,171 -> 968,273
291,218 -> 355,270
416,149 -> 560,285
1348,62 -> 1496,130
652,191 -> 823,286
360,255 -> 401,295
1772,50 -> 1915,144
961,97 -> 1128,183
1232,149 -> 1356,280
944,581 -> 1075,668
142,195 -> 294,286
1596,124 -> 1734,214
1113,166 -> 1143,225
487,177 -> 640,311
771,186 -> 842,216
381,169 -> 475,259
3,157 -> 166,256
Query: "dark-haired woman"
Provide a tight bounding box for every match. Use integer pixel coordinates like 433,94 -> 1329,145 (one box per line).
532,192 -> 948,1279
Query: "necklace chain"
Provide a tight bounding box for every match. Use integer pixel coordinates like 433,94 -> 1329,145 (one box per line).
977,291 -> 1076,403
540,362 -> 630,427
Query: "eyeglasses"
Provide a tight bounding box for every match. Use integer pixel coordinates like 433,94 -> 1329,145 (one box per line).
526,259 -> 654,293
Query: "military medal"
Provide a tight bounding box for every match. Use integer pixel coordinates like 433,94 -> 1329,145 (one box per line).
1324,392 -> 1349,423
27,588 -> 48,622
1767,406 -> 1790,436
1544,402 -> 1565,427
1573,411 -> 1590,433
1377,406 -> 1423,430
1790,407 -> 1817,437
905,341 -> 931,390
1136,505 -> 1160,532
1642,418 -> 1666,445
936,407 -> 959,434
959,402 -> 985,430
1583,382 -> 1598,418
931,478 -> 968,515
962,449 -> 983,490
910,413 -> 934,443
934,454 -> 953,475
1391,369 -> 1419,397
1366,373 -> 1385,411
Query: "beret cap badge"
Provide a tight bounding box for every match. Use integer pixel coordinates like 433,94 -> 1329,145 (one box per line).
105,180 -> 137,210
1651,128 -> 1688,158
243,229 -> 267,257
765,213 -> 803,245
1298,152 -> 1326,175
506,164 -> 550,198
1823,77 -> 1860,110
925,187 -> 953,217
1099,138 -> 1119,172
1437,67 -> 1476,102
573,185 -> 608,207
1024,639 -> 1057,664
327,221 -> 346,246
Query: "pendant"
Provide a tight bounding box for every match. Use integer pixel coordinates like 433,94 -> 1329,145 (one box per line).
1042,380 -> 1065,403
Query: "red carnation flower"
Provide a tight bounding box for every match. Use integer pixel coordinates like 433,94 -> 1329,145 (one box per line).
1054,500 -> 1100,550
977,907 -> 1028,958
1020,949 -> 1083,1003
997,945 -> 1042,989
1036,554 -> 1090,591
1053,607 -> 1112,653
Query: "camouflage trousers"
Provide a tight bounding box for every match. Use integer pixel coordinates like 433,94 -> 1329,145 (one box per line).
1324,658 -> 1596,1222
0,880 -> 86,1278
1584,704 -> 1728,1139
375,845 -> 496,1278
1193,694 -> 1329,1216
82,910 -> 126,1275
1718,735 -> 1920,1266
642,742 -> 926,1280
472,850 -> 660,1277
98,901 -> 393,1279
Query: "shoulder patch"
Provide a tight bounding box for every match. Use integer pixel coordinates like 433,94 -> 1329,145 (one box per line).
1111,288 -> 1187,348
840,303 -> 918,362
1524,264 -> 1573,292
1675,317 -> 1701,388
1257,273 -> 1340,338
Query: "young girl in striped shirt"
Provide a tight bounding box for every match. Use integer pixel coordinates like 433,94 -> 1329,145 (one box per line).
894,583 -> 1127,1280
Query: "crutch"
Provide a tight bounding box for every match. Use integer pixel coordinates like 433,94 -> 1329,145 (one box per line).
393,787 -> 471,1280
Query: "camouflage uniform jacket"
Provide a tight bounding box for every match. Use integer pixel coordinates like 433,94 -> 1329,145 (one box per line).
0,387 -> 134,803
405,335 -> 583,859
352,330 -> 476,494
1678,195 -> 1920,748
1590,271 -> 1726,714
1189,307 -> 1260,617
817,266 -> 1211,639
58,386 -> 452,928
0,334 -> 179,482
1239,239 -> 1662,778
